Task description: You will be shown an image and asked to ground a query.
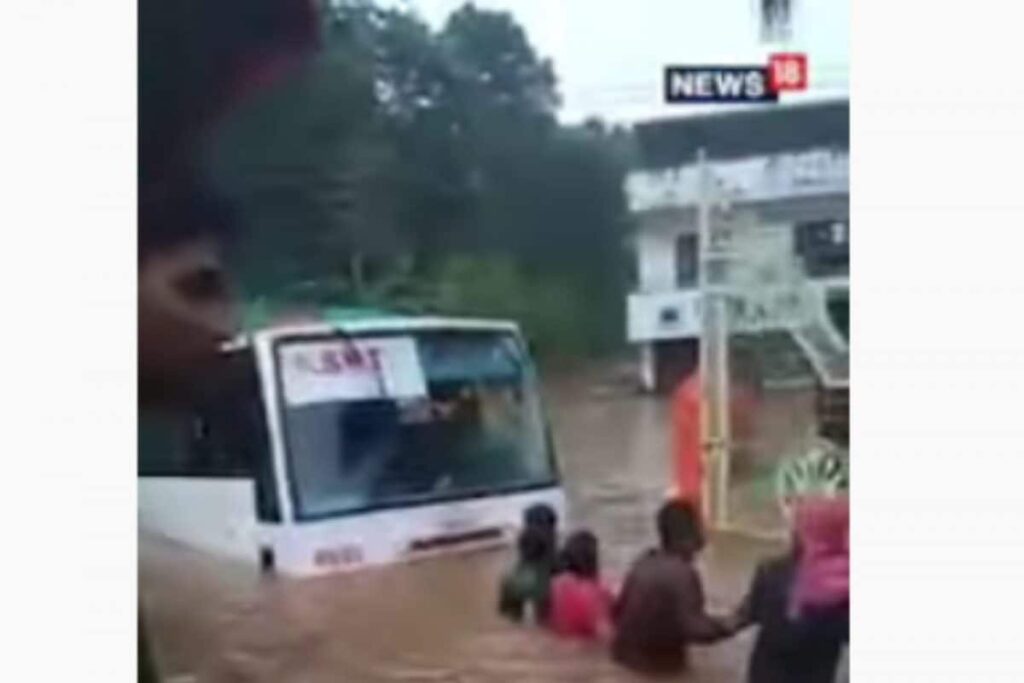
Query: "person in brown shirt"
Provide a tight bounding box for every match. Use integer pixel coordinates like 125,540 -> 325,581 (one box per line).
611,500 -> 733,676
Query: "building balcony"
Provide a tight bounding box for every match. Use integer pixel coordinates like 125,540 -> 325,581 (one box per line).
626,148 -> 849,214
627,288 -> 703,342
627,276 -> 848,344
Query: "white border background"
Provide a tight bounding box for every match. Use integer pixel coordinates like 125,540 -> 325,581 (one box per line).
854,0 -> 1024,679
0,0 -> 1022,678
0,0 -> 135,679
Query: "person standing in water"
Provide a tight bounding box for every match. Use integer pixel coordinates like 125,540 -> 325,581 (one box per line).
611,500 -> 733,676
497,504 -> 560,623
498,525 -> 556,624
547,530 -> 614,642
524,503 -> 559,573
729,446 -> 850,683
670,373 -> 704,512
669,365 -> 757,519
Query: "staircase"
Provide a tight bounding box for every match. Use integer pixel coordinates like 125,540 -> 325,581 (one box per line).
788,289 -> 849,445
788,284 -> 849,390
790,318 -> 848,389
731,331 -> 816,388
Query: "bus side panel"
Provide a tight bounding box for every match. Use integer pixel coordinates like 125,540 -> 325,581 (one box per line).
273,487 -> 566,577
139,478 -> 261,565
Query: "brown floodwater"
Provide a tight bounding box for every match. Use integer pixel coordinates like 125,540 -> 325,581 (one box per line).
141,363 -> 842,682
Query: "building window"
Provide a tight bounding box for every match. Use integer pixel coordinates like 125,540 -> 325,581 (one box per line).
675,233 -> 699,287
795,220 -> 848,278
760,0 -> 793,43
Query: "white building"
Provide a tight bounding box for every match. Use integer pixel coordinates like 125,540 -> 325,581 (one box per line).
625,99 -> 849,393
618,0 -> 849,397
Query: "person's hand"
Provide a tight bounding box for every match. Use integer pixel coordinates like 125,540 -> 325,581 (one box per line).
719,612 -> 748,636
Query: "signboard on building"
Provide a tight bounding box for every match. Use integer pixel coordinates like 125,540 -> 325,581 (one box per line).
767,149 -> 848,194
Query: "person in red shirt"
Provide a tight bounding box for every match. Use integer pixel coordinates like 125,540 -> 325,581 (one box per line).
547,531 -> 614,642
670,374 -> 704,513
670,371 -> 758,520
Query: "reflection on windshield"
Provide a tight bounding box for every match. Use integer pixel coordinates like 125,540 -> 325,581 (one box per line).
281,331 -> 555,519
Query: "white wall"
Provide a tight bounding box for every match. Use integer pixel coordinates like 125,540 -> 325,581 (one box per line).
636,229 -> 685,293
627,277 -> 843,344
634,217 -> 801,295
639,343 -> 656,391
628,220 -> 841,343
628,289 -> 703,342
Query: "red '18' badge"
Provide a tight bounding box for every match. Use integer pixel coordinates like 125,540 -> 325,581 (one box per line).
768,53 -> 808,93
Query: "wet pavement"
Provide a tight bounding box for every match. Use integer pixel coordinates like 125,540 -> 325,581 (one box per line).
141,363 -> 838,682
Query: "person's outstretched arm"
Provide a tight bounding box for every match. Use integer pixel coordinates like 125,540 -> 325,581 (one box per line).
724,565 -> 765,635
611,568 -> 637,625
677,565 -> 734,643
594,583 -> 617,643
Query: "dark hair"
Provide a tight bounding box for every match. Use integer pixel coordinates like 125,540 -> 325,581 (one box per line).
139,174 -> 238,262
517,526 -> 552,566
560,530 -> 599,579
139,0 -> 318,183
656,500 -> 704,554
524,503 -> 558,532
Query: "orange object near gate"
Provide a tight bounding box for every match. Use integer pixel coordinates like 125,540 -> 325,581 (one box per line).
670,373 -> 757,526
670,374 -> 704,515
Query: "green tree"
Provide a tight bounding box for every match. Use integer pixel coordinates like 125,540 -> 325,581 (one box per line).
206,0 -> 632,358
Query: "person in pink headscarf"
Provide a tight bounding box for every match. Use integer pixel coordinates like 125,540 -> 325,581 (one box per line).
789,496 -> 849,617
727,493 -> 849,683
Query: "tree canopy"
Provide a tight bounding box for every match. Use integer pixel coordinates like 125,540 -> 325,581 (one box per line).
206,1 -> 632,358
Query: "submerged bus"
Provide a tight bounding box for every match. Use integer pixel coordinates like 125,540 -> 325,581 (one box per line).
139,309 -> 565,577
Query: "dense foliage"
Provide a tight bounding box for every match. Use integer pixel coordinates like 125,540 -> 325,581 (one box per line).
207,1 -> 633,358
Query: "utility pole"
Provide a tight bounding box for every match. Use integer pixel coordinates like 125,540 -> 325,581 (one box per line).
697,148 -> 732,528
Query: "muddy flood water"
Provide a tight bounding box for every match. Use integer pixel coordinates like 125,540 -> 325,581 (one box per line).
141,364 -> 844,682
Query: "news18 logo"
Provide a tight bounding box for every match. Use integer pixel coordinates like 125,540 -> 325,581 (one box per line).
664,53 -> 807,103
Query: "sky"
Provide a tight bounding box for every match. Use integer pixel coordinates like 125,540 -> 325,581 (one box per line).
388,0 -> 849,124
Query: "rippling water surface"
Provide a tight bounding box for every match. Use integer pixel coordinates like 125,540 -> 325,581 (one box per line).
142,365 -> 844,682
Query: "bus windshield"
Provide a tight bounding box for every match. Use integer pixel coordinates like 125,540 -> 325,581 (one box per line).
277,329 -> 557,520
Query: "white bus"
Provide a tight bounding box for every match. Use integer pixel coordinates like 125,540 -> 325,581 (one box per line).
139,309 -> 565,577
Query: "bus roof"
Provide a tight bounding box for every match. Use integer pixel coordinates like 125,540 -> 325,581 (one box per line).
227,304 -> 521,350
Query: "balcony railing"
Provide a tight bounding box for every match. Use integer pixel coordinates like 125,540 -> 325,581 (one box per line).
628,279 -> 848,343
627,148 -> 848,213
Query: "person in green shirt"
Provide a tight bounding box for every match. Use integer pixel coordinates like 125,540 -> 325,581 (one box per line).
498,525 -> 555,624
497,504 -> 559,623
